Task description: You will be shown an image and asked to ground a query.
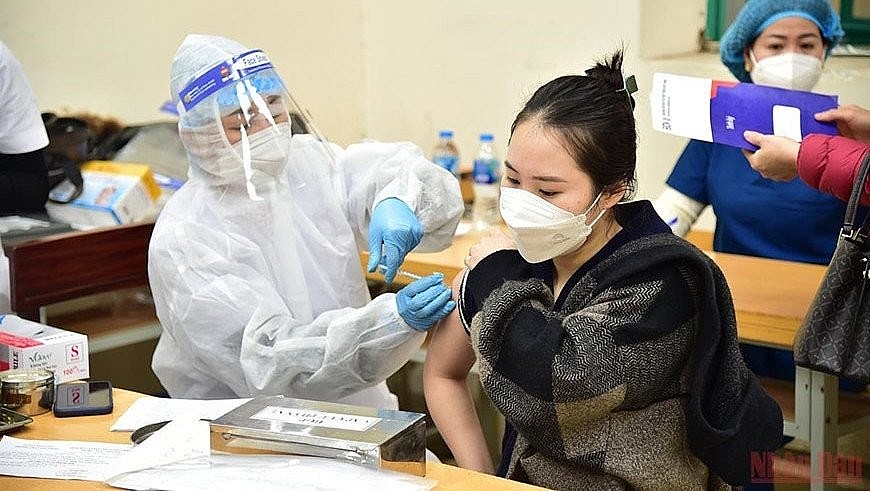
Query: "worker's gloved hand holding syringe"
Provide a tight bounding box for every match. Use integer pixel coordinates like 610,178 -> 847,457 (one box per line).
367,197 -> 424,284
394,272 -> 455,331
367,197 -> 455,331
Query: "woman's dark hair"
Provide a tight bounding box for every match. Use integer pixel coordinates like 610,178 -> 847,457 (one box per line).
510,49 -> 637,202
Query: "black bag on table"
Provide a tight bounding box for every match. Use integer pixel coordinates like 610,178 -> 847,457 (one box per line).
793,151 -> 870,384
41,113 -> 88,203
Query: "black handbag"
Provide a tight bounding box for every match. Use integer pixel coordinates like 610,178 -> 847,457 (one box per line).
41,113 -> 88,203
793,150 -> 870,384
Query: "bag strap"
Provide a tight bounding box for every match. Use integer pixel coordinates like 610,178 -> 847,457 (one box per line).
841,149 -> 870,247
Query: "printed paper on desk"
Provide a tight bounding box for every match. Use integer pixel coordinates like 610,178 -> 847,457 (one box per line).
0,436 -> 129,481
650,72 -> 838,151
110,395 -> 250,431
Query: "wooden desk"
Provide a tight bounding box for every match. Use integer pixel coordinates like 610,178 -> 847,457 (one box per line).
3,222 -> 154,323
0,388 -> 542,490
700,253 -> 868,491
704,250 -> 826,349
2,222 -> 164,394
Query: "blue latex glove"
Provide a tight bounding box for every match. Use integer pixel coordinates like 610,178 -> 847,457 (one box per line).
367,198 -> 424,284
396,273 -> 455,331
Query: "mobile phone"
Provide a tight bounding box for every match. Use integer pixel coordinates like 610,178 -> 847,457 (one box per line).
53,380 -> 114,417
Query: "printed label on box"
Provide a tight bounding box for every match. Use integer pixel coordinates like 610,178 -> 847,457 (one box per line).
66,341 -> 85,363
251,406 -> 381,432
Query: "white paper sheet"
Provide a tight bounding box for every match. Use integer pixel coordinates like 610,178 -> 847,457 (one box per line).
0,436 -> 129,480
104,418 -> 210,481
107,454 -> 437,491
110,396 -> 250,431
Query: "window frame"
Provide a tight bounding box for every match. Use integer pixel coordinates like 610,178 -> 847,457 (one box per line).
705,0 -> 870,46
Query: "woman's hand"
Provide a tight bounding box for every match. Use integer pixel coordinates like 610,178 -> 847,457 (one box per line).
815,105 -> 870,143
742,131 -> 800,181
464,228 -> 516,269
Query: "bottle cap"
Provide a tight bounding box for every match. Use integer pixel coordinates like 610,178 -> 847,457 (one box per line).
439,129 -> 454,138
479,133 -> 494,142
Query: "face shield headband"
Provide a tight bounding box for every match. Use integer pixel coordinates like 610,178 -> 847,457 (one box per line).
179,50 -> 273,113
178,49 -> 334,148
178,50 -> 334,199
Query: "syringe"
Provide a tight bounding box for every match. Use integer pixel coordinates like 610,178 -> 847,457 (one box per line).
378,264 -> 423,281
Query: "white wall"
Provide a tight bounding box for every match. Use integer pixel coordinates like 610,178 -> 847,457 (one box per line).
2,1 -> 868,227
362,0 -> 717,202
363,1 -> 644,167
0,0 -> 366,144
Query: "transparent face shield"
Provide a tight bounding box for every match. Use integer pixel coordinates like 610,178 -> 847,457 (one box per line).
177,49 -> 333,200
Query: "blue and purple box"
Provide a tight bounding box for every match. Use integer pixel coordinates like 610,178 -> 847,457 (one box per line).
651,72 -> 838,151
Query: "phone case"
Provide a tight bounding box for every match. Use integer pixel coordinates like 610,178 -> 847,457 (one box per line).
53,381 -> 113,417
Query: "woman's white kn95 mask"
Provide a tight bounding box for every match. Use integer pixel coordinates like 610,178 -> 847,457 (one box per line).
749,50 -> 823,91
499,186 -> 604,263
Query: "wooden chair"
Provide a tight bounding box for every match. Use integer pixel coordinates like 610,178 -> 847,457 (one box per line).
4,221 -> 154,322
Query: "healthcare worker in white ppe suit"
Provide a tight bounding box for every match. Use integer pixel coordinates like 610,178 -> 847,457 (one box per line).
149,34 -> 464,409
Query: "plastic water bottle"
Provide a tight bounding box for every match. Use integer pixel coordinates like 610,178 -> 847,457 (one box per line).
432,129 -> 460,179
472,133 -> 502,230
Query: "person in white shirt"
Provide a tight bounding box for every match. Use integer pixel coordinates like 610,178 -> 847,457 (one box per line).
0,41 -> 49,213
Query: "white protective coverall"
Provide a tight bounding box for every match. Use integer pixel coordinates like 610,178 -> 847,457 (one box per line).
149,34 -> 463,408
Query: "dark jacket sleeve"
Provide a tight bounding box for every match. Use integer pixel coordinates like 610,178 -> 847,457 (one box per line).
685,250 -> 784,485
0,148 -> 49,213
797,134 -> 870,206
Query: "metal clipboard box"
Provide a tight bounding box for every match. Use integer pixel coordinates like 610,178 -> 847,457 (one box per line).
209,395 -> 427,476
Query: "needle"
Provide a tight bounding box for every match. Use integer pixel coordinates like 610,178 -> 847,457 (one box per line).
378,264 -> 423,281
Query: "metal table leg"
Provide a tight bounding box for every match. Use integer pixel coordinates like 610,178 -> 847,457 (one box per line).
792,366 -> 811,441
809,370 -> 838,491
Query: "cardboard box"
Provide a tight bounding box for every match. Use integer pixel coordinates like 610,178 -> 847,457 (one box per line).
0,315 -> 89,383
650,72 -> 838,151
46,161 -> 162,227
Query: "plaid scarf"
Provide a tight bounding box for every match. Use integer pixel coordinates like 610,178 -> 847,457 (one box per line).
470,234 -> 783,489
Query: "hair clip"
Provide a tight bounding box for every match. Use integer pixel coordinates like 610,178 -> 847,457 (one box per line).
617,74 -> 638,109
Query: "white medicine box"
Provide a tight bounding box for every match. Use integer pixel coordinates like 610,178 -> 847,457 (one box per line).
0,314 -> 89,383
46,161 -> 162,228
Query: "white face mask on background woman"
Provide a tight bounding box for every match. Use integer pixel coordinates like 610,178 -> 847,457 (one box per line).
749,50 -> 823,91
499,186 -> 605,263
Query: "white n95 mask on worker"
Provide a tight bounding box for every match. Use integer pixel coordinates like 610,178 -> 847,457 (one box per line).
234,122 -> 292,178
191,121 -> 292,187
499,186 -> 604,263
749,50 -> 822,91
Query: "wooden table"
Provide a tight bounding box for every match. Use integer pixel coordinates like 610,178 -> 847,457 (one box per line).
704,250 -> 826,350
0,388 -> 542,490
367,226 -> 868,490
